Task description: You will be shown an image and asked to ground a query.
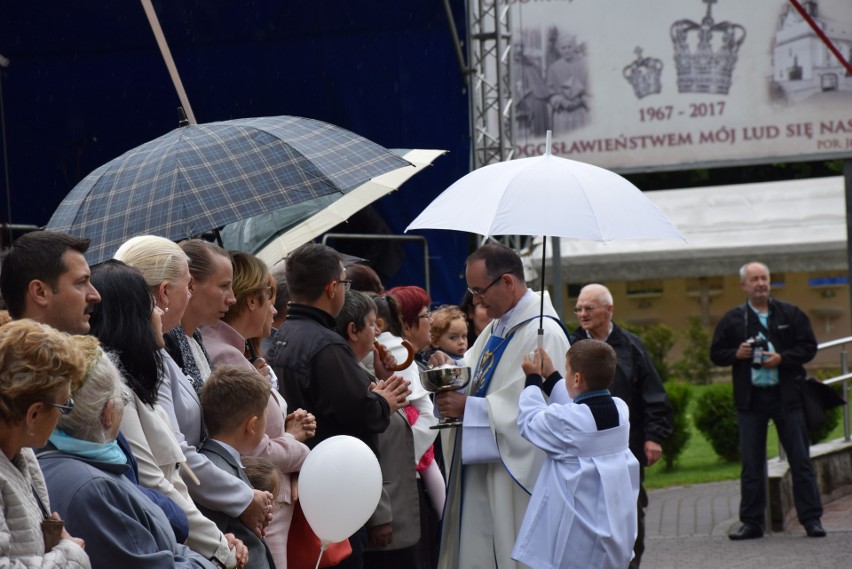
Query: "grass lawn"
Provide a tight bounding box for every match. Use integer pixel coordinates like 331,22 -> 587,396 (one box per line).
644,383 -> 847,490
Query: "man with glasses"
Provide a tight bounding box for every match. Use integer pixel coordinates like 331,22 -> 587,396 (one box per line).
571,283 -> 672,568
436,244 -> 570,569
268,242 -> 410,569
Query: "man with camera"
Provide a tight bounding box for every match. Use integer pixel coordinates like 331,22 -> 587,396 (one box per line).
710,262 -> 825,540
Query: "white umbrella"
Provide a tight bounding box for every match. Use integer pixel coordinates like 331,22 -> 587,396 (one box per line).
222,149 -> 446,266
406,131 -> 685,342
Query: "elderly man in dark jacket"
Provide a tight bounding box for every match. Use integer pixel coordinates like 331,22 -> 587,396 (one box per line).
571,284 -> 672,569
711,261 -> 824,540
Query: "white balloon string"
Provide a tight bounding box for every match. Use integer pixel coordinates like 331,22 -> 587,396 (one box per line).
315,542 -> 328,569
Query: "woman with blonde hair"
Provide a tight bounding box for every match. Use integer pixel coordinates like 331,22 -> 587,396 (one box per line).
37,336 -> 214,568
115,236 -> 273,563
90,258 -> 250,568
114,235 -> 194,323
0,319 -> 90,568
202,251 -> 314,569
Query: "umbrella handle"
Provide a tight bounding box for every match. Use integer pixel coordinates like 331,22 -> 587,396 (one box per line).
374,340 -> 416,371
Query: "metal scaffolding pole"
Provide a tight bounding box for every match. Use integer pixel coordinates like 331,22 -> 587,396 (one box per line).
467,0 -> 514,170
467,0 -> 526,250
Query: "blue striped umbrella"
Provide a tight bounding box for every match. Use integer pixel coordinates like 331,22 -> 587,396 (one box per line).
46,115 -> 408,265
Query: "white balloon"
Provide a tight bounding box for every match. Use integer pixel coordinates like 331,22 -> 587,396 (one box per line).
298,435 -> 383,543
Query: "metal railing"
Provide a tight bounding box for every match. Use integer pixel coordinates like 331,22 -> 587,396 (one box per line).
814,336 -> 851,442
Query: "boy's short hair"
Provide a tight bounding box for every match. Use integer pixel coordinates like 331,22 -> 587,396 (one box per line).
567,339 -> 617,391
429,305 -> 466,346
200,366 -> 270,437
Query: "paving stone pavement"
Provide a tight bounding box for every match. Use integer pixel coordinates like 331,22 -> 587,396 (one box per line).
640,480 -> 852,568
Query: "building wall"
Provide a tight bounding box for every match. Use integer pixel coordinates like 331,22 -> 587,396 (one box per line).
560,270 -> 851,371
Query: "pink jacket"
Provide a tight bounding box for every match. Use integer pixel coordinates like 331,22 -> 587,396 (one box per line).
201,320 -> 311,569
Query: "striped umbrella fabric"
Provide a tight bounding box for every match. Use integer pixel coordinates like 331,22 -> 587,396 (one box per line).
47,115 -> 409,264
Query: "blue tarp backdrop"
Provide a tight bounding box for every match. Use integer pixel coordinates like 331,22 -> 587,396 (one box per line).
0,0 -> 472,305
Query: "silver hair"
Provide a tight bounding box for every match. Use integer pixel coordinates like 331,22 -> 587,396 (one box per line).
57,350 -> 126,443
738,262 -> 770,282
114,235 -> 190,292
581,283 -> 613,306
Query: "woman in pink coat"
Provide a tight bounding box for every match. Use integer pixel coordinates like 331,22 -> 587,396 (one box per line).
202,251 -> 315,569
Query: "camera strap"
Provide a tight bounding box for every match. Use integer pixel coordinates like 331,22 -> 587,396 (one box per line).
743,302 -> 775,345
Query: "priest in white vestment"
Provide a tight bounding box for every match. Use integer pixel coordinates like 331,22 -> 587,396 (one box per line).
436,244 -> 571,569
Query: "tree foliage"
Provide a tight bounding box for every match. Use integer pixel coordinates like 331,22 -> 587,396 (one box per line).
672,316 -> 713,385
620,322 -> 675,383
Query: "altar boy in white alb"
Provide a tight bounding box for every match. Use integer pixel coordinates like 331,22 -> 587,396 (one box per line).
514,339 -> 640,569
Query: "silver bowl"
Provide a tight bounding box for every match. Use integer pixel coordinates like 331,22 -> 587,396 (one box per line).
420,365 -> 471,393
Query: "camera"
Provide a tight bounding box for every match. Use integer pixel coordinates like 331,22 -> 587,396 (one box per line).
747,337 -> 768,369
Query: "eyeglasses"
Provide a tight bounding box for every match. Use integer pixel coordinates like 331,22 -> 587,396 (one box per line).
336,279 -> 352,291
573,305 -> 603,314
418,311 -> 432,320
48,397 -> 75,415
467,273 -> 508,296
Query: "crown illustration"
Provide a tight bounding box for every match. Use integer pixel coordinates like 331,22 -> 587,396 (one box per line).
623,47 -> 663,99
670,0 -> 746,95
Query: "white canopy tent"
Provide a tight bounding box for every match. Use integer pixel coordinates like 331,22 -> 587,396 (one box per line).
525,176 -> 847,284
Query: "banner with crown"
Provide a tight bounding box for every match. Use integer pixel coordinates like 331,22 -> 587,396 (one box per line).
506,0 -> 852,171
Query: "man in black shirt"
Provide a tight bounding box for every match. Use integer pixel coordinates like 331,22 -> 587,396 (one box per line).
267,243 -> 410,569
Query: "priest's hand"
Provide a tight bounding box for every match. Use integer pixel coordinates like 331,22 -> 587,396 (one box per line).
429,350 -> 455,367
436,390 -> 466,419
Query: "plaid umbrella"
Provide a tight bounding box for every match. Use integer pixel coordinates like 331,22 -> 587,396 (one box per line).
46,115 -> 409,265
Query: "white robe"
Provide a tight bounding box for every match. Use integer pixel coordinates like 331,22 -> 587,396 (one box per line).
513,388 -> 640,569
439,290 -> 571,569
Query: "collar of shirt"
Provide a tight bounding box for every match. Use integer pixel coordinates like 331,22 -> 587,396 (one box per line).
584,322 -> 614,342
209,438 -> 244,468
573,388 -> 611,404
494,289 -> 536,337
747,300 -> 769,316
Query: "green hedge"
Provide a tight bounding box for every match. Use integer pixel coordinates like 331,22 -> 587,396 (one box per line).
694,383 -> 740,462
661,382 -> 692,471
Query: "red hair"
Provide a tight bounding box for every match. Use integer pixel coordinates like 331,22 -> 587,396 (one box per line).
387,286 -> 431,328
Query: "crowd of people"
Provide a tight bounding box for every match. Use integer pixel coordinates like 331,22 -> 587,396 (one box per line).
0,228 -> 828,569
